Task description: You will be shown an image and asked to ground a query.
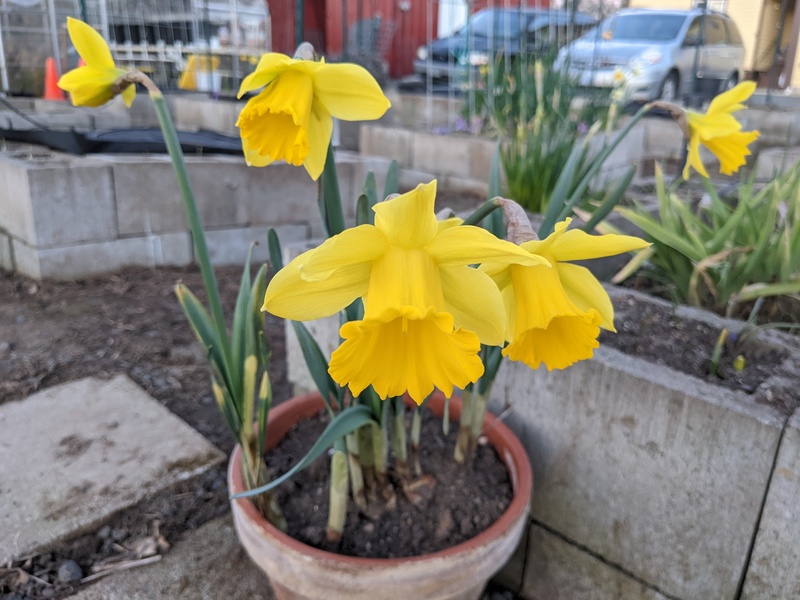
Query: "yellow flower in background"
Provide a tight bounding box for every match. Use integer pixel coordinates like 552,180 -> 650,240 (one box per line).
236,53 -> 390,180
483,219 -> 649,371
58,17 -> 134,107
683,81 -> 759,179
264,181 -> 547,404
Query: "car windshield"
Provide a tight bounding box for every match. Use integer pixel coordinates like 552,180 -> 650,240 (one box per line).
467,9 -> 526,39
600,14 -> 686,41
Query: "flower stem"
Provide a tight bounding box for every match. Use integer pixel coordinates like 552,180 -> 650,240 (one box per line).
392,397 -> 409,478
410,406 -> 422,476
454,388 -> 474,464
346,432 -> 367,510
326,449 -> 349,543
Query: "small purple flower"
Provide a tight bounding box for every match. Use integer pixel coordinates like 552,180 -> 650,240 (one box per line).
577,122 -> 589,135
454,116 -> 468,132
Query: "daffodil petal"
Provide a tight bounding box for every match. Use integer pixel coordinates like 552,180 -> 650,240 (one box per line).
684,133 -> 709,179
306,62 -> 391,121
241,135 -> 275,167
58,67 -> 117,107
503,311 -> 601,371
556,263 -> 615,331
548,228 -> 650,261
329,309 -> 483,404
237,53 -> 293,97
121,83 -> 136,107
264,250 -> 370,320
373,182 -> 438,247
440,265 -> 506,345
703,130 -> 759,175
303,101 -> 332,180
687,111 -> 741,140
301,225 -> 387,276
707,80 -> 755,115
67,17 -> 114,69
429,226 -> 549,267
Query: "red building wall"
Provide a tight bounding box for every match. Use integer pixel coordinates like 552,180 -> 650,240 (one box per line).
268,0 -> 551,77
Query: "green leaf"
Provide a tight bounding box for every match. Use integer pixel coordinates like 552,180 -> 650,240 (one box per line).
291,320 -> 342,412
230,405 -> 377,498
319,143 -> 345,237
733,279 -> 800,303
356,194 -> 372,226
581,166 -> 636,233
616,207 -> 706,262
267,228 -> 284,271
383,160 -> 399,198
362,171 -> 378,206
488,143 -> 502,200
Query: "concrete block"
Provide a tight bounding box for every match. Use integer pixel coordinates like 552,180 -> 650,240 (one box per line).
0,376 -> 225,562
72,516 -> 274,600
397,168 -> 438,192
286,313 -> 340,396
172,95 -> 241,136
522,524 -> 669,600
491,345 -> 784,600
412,131 -> 472,178
204,224 -> 309,266
105,155 -> 251,236
741,409 -> 800,599
249,162 -> 320,232
754,147 -> 800,179
11,232 -> 192,280
26,157 -> 118,246
468,137 -> 498,183
360,125 -> 413,167
0,152 -> 41,242
642,119 -> 684,160
0,230 -> 14,271
740,108 -> 800,148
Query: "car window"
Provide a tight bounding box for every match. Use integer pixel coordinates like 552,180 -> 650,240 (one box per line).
705,16 -> 727,45
469,9 -> 524,39
724,18 -> 743,45
600,14 -> 686,41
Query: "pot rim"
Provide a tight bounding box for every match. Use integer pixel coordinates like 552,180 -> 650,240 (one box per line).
229,390 -> 533,567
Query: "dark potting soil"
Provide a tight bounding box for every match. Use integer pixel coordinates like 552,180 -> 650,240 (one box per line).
265,408 -> 514,559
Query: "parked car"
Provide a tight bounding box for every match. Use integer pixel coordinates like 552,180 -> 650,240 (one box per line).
414,8 -> 594,84
555,8 -> 745,102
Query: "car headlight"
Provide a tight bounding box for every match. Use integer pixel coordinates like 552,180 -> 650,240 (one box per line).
417,46 -> 428,61
629,49 -> 662,69
468,51 -> 489,67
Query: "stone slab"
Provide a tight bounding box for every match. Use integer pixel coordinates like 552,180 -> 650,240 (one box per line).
360,125 -> 413,167
754,147 -> 800,179
741,409 -> 800,599
522,524 -> 669,600
491,345 -> 784,600
0,151 -> 41,242
72,516 -> 274,600
0,375 -> 225,562
11,232 -> 192,280
412,131 -> 472,178
0,230 -> 14,271
248,163 -> 320,233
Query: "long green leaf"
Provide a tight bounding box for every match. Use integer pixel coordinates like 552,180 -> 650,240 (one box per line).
616,207 -> 706,262
291,320 -> 341,412
383,160 -> 400,198
319,143 -> 345,237
581,166 -> 636,233
230,405 -> 377,498
362,171 -> 378,206
267,228 -> 284,271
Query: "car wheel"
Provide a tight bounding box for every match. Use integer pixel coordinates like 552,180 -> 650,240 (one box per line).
658,72 -> 679,102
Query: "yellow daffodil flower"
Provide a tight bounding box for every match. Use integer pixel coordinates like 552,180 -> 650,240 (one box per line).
236,53 -> 390,180
483,219 -> 649,371
683,81 -> 759,179
264,181 -> 547,404
58,17 -> 134,108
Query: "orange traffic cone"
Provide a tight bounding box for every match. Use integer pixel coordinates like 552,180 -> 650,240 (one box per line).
43,57 -> 65,101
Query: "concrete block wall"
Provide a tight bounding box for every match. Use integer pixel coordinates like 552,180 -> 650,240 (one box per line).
281,275 -> 800,600
0,144 -> 329,280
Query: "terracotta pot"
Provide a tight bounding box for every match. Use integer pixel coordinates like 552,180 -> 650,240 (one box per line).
228,391 -> 533,600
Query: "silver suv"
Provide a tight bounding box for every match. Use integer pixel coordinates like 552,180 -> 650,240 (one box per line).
555,8 -> 745,102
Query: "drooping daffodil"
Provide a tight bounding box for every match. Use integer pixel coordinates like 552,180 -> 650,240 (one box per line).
236,52 -> 390,180
683,81 -> 759,179
482,219 -> 650,371
264,181 -> 548,404
58,17 -> 135,107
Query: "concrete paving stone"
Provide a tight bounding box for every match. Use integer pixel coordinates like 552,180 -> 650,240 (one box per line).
412,131 -> 472,178
0,375 -> 225,563
741,409 -> 800,600
203,224 -> 309,266
522,524 -> 669,600
72,516 -> 274,600
11,232 -> 192,280
490,345 -> 784,600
